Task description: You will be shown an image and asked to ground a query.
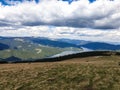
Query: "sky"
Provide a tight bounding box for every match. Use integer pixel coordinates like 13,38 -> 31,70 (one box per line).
0,0 -> 120,44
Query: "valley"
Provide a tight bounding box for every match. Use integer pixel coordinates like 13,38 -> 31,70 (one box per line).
0,37 -> 82,61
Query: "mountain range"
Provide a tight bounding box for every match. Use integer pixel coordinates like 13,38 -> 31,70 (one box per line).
0,36 -> 120,62
0,43 -> 9,50
0,37 -> 82,61
57,38 -> 120,50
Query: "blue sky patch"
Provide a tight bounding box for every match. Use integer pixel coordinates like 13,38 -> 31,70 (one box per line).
89,0 -> 96,3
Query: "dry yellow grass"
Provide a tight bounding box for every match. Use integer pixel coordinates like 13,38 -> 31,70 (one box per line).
0,55 -> 120,90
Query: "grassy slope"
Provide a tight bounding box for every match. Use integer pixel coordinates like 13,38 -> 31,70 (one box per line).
0,38 -> 63,60
0,38 -> 82,60
0,55 -> 120,90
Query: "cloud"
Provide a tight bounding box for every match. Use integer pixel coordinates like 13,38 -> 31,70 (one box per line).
1,26 -> 120,44
0,0 -> 120,29
0,0 -> 120,43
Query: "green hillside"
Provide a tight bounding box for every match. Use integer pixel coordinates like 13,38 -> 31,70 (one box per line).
0,38 -> 82,60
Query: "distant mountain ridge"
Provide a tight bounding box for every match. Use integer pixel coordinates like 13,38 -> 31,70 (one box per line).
57,38 -> 120,50
0,43 -> 9,50
28,37 -> 79,48
25,37 -> 120,50
58,38 -> 91,45
82,42 -> 120,50
0,36 -> 120,51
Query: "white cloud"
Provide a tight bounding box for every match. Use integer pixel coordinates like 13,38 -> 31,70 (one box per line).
0,0 -> 120,29
1,26 -> 120,43
0,0 -> 120,43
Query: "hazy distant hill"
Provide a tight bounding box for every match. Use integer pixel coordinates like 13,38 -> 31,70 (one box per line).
58,38 -> 91,45
0,43 -> 9,50
27,37 -> 120,50
28,37 -> 79,48
57,38 -> 120,50
82,42 -> 120,50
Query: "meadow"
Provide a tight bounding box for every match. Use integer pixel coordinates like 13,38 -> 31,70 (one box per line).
0,55 -> 120,90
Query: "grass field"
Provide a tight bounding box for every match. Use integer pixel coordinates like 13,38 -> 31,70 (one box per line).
0,55 -> 120,90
